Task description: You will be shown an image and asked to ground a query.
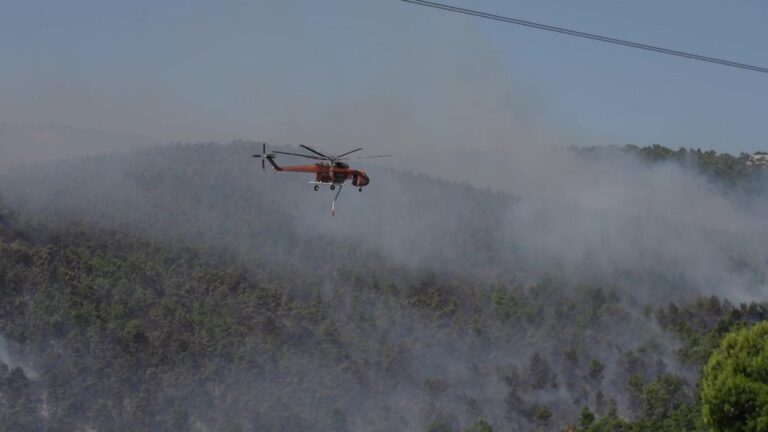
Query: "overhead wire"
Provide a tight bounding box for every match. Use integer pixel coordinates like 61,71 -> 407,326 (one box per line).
400,0 -> 768,75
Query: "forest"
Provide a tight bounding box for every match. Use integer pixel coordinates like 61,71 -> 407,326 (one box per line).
0,142 -> 766,431
575,144 -> 766,188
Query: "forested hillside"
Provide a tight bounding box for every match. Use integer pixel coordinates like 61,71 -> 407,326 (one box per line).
575,144 -> 767,189
0,142 -> 766,431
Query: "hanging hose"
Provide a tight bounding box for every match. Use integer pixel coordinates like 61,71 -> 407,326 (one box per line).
331,184 -> 343,216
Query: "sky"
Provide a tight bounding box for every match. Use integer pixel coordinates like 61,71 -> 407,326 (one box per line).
1,0 -> 767,167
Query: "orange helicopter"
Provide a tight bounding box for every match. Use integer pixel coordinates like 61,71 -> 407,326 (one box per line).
253,143 -> 391,215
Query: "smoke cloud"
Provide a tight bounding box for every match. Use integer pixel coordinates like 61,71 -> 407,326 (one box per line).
0,334 -> 38,380
1,2 -> 767,431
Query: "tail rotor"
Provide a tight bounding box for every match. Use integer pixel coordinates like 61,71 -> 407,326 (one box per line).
253,142 -> 273,170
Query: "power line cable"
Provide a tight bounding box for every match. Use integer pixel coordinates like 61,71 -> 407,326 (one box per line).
400,0 -> 768,75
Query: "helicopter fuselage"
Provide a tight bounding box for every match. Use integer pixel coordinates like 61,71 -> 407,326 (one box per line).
271,162 -> 370,187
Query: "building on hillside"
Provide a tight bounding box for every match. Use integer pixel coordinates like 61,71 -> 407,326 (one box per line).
746,152 -> 768,168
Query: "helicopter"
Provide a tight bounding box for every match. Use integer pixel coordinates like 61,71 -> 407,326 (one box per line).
253,143 -> 391,215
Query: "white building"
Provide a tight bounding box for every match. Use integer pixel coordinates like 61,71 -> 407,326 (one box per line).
746,152 -> 768,168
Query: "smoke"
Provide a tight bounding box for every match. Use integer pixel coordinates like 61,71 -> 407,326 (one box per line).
500,151 -> 768,301
0,122 -> 156,174
0,334 -> 38,380
0,0 -> 602,178
291,147 -> 768,302
1,2 -> 767,430
2,140 -> 763,429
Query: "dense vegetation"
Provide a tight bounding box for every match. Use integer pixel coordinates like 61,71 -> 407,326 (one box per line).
2,201 -> 765,431
576,143 -> 767,189
0,142 -> 766,431
572,299 -> 768,432
701,321 -> 768,432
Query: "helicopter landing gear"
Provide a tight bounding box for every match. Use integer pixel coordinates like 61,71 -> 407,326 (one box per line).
330,184 -> 336,190
313,185 -> 319,191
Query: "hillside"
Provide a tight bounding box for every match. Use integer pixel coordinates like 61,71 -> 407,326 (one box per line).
575,144 -> 768,189
0,122 -> 155,174
0,142 -> 767,431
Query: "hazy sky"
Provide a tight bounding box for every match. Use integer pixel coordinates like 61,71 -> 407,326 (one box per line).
2,0 -> 767,156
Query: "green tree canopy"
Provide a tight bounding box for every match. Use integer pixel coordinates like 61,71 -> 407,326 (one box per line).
701,321 -> 768,432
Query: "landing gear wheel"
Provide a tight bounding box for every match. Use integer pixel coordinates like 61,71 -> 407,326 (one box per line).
313,185 -> 319,191
358,187 -> 362,192
330,184 -> 336,190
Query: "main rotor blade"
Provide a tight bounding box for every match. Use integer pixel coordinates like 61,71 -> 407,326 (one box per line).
335,147 -> 363,159
272,150 -> 325,160
338,154 -> 393,160
299,144 -> 331,159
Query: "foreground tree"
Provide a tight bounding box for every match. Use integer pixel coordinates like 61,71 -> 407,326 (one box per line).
701,321 -> 768,432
